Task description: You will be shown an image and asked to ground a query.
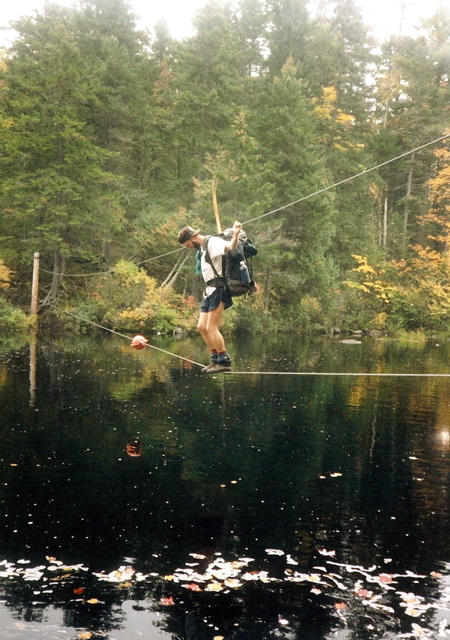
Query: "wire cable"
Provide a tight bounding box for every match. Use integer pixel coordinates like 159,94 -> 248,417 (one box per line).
37,134 -> 450,278
46,306 -> 450,378
241,133 -> 450,226
48,305 -> 204,368
39,247 -> 186,278
228,371 -> 450,377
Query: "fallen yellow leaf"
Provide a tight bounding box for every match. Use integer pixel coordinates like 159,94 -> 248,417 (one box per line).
205,582 -> 224,592
224,579 -> 242,589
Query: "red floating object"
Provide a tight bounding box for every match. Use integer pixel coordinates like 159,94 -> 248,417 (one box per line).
131,335 -> 148,350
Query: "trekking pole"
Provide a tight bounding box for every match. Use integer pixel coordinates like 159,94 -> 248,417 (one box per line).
212,179 -> 222,233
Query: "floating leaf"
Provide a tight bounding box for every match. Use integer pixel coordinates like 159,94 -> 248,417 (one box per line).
73,587 -> 85,595
335,602 -> 347,610
160,597 -> 174,605
265,549 -> 284,556
224,579 -> 242,589
318,549 -> 336,557
398,592 -> 424,605
86,598 -> 101,605
205,582 -> 224,592
184,583 -> 202,591
405,607 -> 426,617
77,633 -> 93,640
411,623 -> 433,637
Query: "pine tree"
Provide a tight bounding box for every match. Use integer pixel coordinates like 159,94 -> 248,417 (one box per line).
251,58 -> 337,317
265,0 -> 310,77
372,14 -> 450,255
0,4 -> 123,302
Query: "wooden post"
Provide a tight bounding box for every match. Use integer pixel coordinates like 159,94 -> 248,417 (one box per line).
29,338 -> 37,407
30,252 -> 39,406
31,252 -> 39,317
212,180 -> 222,233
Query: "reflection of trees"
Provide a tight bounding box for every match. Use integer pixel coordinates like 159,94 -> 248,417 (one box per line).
1,555 -> 449,640
1,334 -> 450,637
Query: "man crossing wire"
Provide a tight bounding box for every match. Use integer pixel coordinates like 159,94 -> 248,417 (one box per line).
178,221 -> 242,373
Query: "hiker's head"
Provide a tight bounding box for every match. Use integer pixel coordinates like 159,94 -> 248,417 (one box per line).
178,226 -> 201,249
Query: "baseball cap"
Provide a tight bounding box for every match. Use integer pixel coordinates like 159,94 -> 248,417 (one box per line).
178,226 -> 200,244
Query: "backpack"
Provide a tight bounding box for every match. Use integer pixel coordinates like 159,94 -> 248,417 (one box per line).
203,228 -> 258,297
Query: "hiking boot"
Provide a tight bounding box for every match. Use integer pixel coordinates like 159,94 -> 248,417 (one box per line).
206,362 -> 232,374
201,361 -> 218,373
201,354 -> 219,373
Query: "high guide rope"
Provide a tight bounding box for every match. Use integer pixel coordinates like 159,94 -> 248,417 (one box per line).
46,133 -> 450,377
39,133 -> 450,278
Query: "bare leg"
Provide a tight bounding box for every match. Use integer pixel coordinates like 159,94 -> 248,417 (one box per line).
197,302 -> 226,352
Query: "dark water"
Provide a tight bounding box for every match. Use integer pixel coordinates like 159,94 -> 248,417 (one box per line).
1,332 -> 450,639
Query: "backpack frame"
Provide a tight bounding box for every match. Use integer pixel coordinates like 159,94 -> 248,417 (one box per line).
203,230 -> 257,297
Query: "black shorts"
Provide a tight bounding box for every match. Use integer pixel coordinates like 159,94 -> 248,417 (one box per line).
200,288 -> 233,312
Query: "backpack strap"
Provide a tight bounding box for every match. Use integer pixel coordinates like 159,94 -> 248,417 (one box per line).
203,236 -> 227,289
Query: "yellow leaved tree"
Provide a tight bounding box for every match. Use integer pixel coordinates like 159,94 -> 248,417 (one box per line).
342,254 -> 393,328
0,260 -> 13,290
392,134 -> 450,327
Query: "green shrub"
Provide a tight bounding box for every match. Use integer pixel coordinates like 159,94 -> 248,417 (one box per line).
85,260 -> 197,334
0,297 -> 30,333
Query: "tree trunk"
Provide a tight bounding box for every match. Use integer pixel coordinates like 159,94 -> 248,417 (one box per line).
41,250 -> 64,307
402,151 -> 414,250
264,267 -> 272,313
381,197 -> 388,247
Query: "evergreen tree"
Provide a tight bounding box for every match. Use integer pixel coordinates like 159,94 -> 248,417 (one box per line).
0,4 -> 123,303
312,86 -> 381,268
171,0 -> 247,188
192,109 -> 276,224
232,0 -> 269,77
251,58 -> 337,320
303,0 -> 375,113
73,0 -> 155,207
372,11 -> 450,255
265,0 -> 310,77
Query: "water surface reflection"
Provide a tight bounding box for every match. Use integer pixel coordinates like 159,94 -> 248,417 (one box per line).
1,333 -> 450,639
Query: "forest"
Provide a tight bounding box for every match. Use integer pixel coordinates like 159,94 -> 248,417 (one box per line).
1,0 -> 450,336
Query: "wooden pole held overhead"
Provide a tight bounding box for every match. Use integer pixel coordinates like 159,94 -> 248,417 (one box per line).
212,179 -> 222,234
